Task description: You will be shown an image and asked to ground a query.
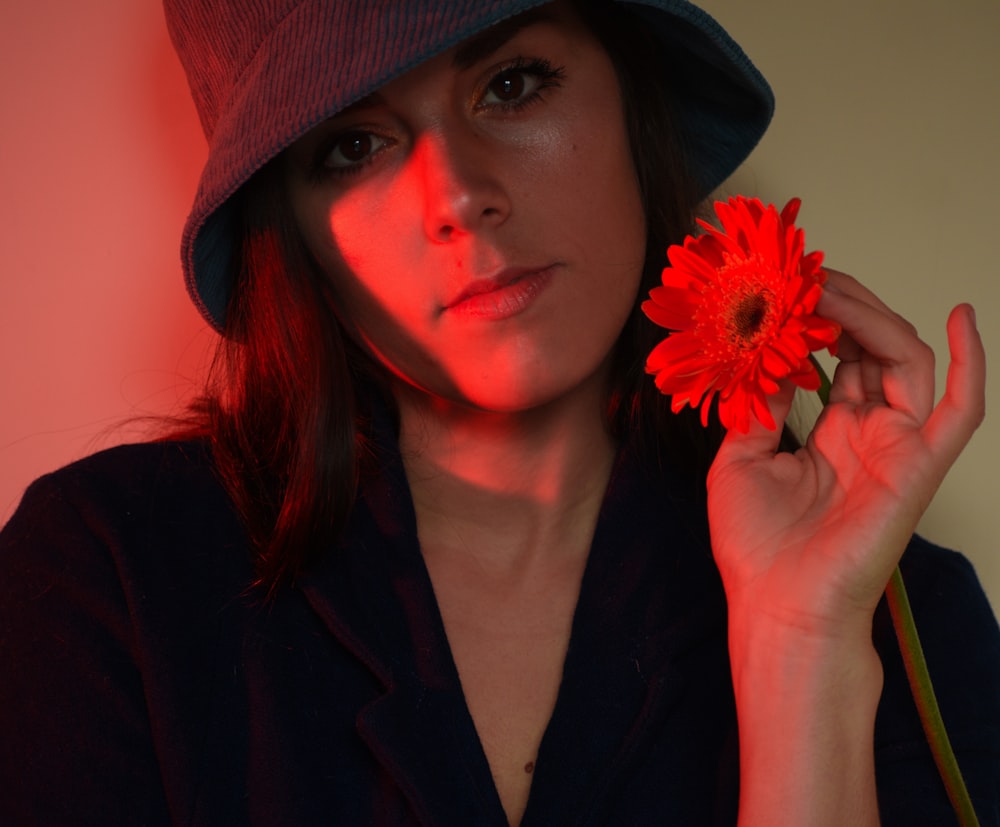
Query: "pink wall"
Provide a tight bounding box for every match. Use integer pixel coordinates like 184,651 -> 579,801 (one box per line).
1,0 -> 214,521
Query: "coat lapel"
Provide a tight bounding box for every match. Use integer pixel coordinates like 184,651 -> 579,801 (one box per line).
298,417 -> 509,825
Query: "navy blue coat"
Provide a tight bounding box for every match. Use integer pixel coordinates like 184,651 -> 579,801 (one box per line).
2,428 -> 999,825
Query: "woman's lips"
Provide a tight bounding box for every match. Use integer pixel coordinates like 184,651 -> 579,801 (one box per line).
444,265 -> 557,320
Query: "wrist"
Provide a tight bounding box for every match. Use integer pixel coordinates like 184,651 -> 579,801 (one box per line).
729,614 -> 884,827
728,606 -> 884,737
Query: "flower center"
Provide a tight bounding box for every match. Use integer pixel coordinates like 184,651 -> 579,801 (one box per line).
730,290 -> 772,343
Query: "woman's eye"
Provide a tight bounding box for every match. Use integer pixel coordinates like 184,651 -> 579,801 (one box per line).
323,131 -> 388,171
479,59 -> 565,109
485,70 -> 532,103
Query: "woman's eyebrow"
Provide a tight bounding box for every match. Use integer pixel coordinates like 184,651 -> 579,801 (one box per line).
451,8 -> 555,70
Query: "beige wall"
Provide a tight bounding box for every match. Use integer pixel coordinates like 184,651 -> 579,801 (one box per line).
1,1 -> 997,609
698,0 -> 1000,611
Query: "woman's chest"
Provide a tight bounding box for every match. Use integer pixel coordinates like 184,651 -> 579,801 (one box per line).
429,570 -> 585,825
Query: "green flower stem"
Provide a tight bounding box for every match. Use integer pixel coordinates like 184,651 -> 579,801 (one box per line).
885,568 -> 980,826
808,354 -> 979,825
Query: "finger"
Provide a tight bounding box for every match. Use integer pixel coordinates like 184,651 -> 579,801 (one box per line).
923,304 -> 987,469
826,349 -> 889,407
827,359 -> 868,406
822,269 -> 919,338
715,380 -> 796,464
820,270 -> 918,373
818,286 -> 936,422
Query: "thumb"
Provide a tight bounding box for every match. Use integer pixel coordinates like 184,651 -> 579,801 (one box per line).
716,381 -> 796,466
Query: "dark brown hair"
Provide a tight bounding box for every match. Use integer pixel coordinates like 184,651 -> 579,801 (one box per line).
187,0 -> 722,595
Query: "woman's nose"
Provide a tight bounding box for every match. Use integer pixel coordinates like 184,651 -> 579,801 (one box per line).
415,128 -> 511,242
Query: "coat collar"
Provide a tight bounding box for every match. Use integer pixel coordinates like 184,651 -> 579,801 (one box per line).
299,408 -> 730,824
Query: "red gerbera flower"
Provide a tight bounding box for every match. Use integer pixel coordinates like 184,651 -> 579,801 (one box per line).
642,196 -> 841,434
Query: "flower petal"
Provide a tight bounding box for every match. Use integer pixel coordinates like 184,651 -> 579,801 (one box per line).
642,195 -> 834,431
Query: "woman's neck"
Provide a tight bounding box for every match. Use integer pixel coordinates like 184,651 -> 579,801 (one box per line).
394,382 -> 617,577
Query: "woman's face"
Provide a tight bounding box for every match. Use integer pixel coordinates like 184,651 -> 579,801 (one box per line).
284,0 -> 646,413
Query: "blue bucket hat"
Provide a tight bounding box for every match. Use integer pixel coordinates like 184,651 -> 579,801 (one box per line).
164,0 -> 774,333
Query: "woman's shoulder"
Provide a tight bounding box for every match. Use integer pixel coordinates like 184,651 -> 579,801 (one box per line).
892,534 -> 999,648
884,534 -> 1000,684
0,437 -> 250,598
0,439 -> 258,823
5,438 -> 224,527
900,534 -> 992,589
873,535 -> 1000,820
14,437 -> 217,501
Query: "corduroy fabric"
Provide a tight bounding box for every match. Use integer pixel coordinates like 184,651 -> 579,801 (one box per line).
163,0 -> 775,332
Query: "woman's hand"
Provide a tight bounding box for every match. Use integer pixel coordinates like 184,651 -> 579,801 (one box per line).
706,269 -> 986,826
708,268 -> 986,636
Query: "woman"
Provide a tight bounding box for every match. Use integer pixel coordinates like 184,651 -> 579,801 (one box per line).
1,0 -> 997,824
